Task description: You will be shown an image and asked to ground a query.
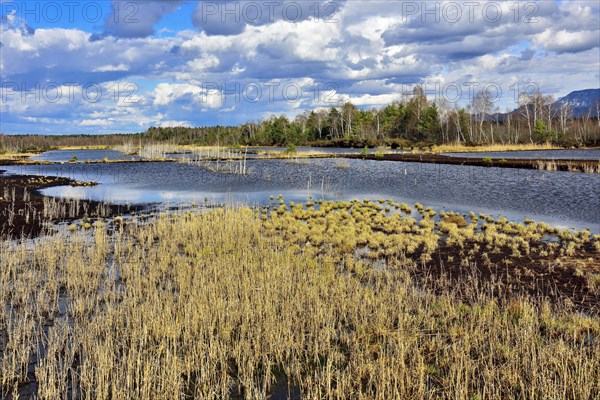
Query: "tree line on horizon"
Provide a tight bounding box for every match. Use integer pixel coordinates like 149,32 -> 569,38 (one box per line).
2,86 -> 599,153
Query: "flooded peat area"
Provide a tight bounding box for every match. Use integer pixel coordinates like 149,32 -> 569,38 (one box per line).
2,152 -> 599,232
2,149 -> 600,400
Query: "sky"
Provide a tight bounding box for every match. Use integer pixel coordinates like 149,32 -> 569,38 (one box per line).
0,0 -> 599,134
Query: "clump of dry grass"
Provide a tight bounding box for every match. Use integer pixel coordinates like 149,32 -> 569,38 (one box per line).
582,161 -> 600,174
0,204 -> 599,399
334,159 -> 351,169
536,159 -> 559,171
536,159 -> 600,174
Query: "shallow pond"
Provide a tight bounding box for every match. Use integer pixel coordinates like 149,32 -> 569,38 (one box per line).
442,149 -> 600,160
31,149 -> 140,162
3,154 -> 599,232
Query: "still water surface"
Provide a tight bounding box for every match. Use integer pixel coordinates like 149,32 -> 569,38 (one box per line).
32,149 -> 140,162
4,151 -> 599,232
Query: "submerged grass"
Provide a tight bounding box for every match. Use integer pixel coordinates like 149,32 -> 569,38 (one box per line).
0,202 -> 599,399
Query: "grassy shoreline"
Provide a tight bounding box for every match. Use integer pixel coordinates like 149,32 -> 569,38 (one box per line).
2,142 -> 598,159
430,142 -> 563,153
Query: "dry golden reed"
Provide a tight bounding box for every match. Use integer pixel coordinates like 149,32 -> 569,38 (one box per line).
0,203 -> 598,399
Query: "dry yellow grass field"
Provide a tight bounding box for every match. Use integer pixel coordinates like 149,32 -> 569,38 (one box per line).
1,202 -> 599,399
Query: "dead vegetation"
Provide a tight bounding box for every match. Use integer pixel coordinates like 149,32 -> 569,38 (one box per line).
0,201 -> 599,399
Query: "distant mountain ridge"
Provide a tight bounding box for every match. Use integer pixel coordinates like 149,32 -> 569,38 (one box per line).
554,89 -> 600,117
489,88 -> 600,122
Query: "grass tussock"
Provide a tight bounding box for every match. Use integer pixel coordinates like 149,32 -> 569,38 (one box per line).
0,204 -> 599,399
